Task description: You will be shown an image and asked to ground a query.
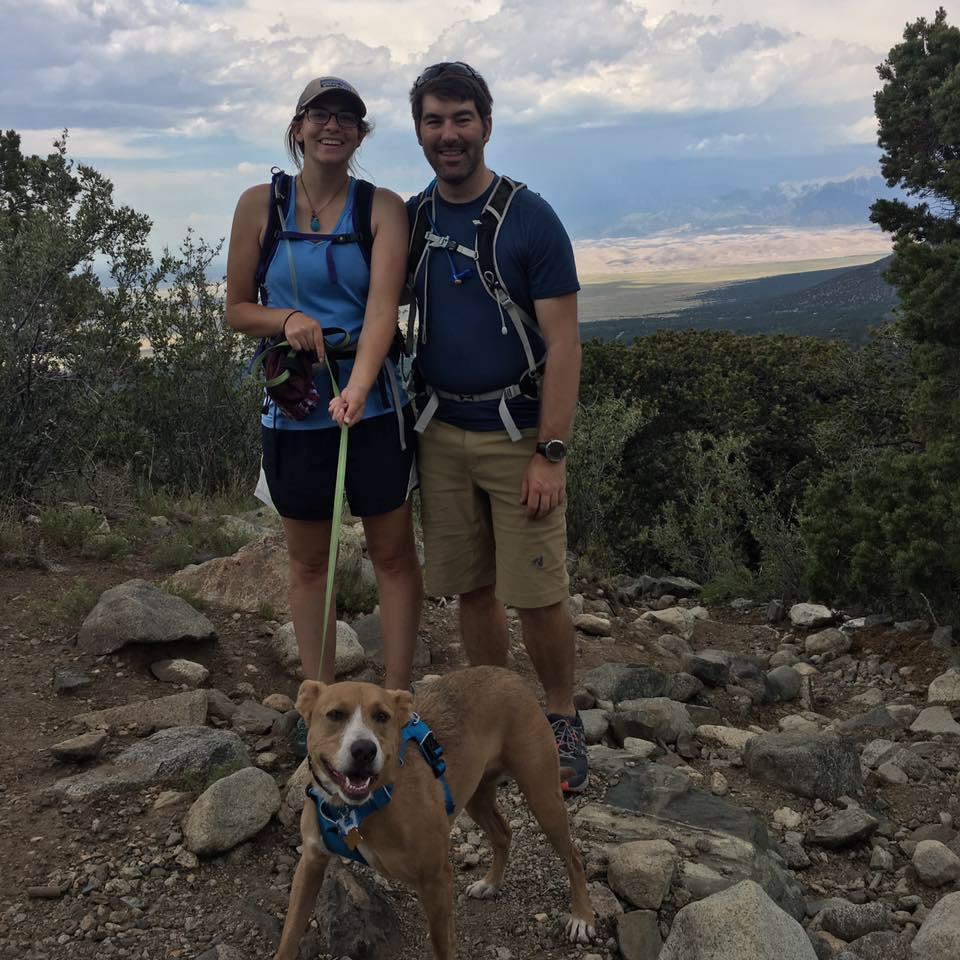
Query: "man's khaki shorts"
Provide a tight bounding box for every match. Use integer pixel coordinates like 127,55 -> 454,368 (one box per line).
417,420 -> 570,609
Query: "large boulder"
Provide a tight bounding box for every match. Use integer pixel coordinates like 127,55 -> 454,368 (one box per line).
575,764 -> 805,919
183,767 -> 280,855
270,620 -> 366,678
744,732 -> 862,800
660,880 -> 817,959
790,604 -> 834,629
911,890 -> 960,959
74,690 -> 208,733
583,663 -> 666,703
607,839 -> 678,910
167,528 -> 368,619
611,698 -> 695,745
78,579 -> 215,655
52,726 -> 249,801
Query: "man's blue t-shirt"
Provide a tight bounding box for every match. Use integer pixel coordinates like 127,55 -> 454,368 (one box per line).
406,176 -> 580,431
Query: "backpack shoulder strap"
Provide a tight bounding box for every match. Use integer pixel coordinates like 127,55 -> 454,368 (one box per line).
352,178 -> 376,268
255,168 -> 293,303
404,183 -> 436,351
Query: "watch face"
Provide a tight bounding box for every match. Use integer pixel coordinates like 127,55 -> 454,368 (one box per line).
544,439 -> 566,462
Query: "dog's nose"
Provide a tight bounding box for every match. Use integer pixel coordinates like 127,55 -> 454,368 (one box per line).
350,738 -> 377,768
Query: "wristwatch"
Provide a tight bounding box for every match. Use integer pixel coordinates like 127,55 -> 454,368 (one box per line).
535,439 -> 567,463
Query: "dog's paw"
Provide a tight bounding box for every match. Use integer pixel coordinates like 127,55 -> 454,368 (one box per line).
465,879 -> 500,900
565,916 -> 595,944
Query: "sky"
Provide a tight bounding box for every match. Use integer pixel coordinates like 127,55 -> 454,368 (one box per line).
4,0 -> 936,274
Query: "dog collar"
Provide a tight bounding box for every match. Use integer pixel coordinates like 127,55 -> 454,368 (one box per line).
305,714 -> 455,865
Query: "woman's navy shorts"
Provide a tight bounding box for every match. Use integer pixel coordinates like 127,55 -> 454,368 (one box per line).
260,406 -> 417,521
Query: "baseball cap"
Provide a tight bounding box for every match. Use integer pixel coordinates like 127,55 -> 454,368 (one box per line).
295,77 -> 367,117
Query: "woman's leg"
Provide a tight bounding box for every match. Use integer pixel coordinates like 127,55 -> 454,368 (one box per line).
361,501 -> 423,690
281,517 -> 338,683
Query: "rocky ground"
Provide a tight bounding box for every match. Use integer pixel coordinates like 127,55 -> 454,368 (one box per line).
1,507 -> 960,960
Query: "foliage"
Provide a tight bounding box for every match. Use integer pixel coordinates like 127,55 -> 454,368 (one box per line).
567,394 -> 652,573
803,10 -> 960,623
0,131 -> 261,512
50,579 -> 99,626
40,504 -> 103,549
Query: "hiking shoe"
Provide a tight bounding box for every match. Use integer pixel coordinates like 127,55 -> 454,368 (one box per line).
547,712 -> 589,794
291,715 -> 308,759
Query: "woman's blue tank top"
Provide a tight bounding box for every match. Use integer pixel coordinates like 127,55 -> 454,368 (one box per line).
260,177 -> 406,431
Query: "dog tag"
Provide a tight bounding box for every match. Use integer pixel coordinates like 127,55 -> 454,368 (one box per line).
344,828 -> 363,851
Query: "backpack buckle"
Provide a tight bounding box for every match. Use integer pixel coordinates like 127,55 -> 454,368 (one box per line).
444,237 -> 460,252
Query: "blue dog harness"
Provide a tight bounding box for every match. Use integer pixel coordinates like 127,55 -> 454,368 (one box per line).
306,713 -> 455,865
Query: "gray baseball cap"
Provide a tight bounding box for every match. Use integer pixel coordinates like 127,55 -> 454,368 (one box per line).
295,77 -> 367,117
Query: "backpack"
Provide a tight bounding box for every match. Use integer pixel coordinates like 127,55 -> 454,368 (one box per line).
249,170 -> 407,447
255,167 -> 375,304
405,175 -> 544,441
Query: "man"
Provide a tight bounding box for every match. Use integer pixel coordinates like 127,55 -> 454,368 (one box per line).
406,62 -> 587,792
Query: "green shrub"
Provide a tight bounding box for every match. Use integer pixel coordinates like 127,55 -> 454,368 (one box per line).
54,579 -> 99,626
567,394 -> 652,575
81,532 -> 131,561
40,506 -> 102,550
337,564 -> 379,617
153,536 -> 197,570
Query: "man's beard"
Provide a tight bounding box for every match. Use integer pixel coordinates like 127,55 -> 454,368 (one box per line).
429,145 -> 480,185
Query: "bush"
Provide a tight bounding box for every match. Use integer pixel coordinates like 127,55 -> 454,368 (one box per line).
40,505 -> 102,549
567,394 -> 652,574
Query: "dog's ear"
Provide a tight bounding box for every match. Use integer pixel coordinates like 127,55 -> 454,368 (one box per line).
296,680 -> 325,723
389,688 -> 414,727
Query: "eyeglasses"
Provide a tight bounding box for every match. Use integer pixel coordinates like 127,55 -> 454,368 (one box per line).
302,106 -> 361,129
413,61 -> 484,89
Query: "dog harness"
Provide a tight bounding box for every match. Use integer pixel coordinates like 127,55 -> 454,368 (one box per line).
306,713 -> 455,865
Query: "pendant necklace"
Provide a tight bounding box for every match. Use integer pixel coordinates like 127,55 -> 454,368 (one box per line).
298,175 -> 347,232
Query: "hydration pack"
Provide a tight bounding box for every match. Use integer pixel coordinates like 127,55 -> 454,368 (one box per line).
405,175 -> 544,441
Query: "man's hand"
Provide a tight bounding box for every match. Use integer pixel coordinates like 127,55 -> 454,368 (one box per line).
284,311 -> 326,360
329,383 -> 368,426
521,455 -> 566,519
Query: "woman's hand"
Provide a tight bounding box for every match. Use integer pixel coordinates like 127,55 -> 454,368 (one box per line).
284,311 -> 325,360
330,382 -> 369,426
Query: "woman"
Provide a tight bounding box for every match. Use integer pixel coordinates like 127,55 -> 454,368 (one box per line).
226,77 -> 422,711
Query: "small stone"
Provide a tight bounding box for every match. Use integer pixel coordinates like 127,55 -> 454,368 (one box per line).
49,730 -> 108,762
710,772 -> 729,796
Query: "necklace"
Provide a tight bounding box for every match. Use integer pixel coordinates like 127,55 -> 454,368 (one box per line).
298,175 -> 348,232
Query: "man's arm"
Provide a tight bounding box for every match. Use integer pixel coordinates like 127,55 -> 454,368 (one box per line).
521,292 -> 581,519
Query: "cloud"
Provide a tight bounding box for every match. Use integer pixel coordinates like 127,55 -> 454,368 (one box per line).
687,132 -> 766,153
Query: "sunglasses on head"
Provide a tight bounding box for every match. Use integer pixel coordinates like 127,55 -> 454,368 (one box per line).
413,61 -> 484,88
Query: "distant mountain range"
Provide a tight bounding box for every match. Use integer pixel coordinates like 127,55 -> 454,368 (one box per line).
582,256 -> 899,345
605,173 -> 899,237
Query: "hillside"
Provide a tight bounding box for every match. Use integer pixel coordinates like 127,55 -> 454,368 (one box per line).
581,257 -> 899,344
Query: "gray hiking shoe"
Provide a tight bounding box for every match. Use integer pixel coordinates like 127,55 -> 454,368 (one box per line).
547,712 -> 589,794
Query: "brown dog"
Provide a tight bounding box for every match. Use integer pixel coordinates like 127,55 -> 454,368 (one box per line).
273,666 -> 595,960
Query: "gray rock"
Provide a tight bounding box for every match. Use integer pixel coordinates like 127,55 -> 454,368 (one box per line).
49,730 -> 107,762
844,930 -> 904,960
766,600 -> 785,624
53,725 -> 249,800
617,909 -> 663,960
928,669 -> 960,706
809,809 -> 878,848
911,890 -> 960,959
78,579 -> 215,655
804,628 -> 850,656
910,707 -> 960,737
206,689 -> 238,720
790,604 -> 835,629
73,689 -> 208,732
886,748 -> 943,783
820,901 -> 891,941
612,698 -> 695,745
680,860 -> 735,898
53,667 -> 92,694
778,842 -> 811,870
837,707 -> 899,739
608,839 -> 677,909
316,859 -> 401,958
686,650 -> 732,687
583,663 -> 667,703
580,708 -> 610,745
912,839 -> 960,886
861,739 -> 897,769
575,613 -> 613,636
744,732 -> 862,800
870,846 -> 895,871
659,880 -> 817,959
271,620 -> 366,678
231,700 -> 281,735
576,764 -> 805,920
352,612 -> 383,655
931,625 -> 956,652
655,576 -> 703,599
766,666 -> 802,703
685,703 -> 723,727
183,766 -> 280,855
664,672 -> 704,703
150,657 -> 209,687
641,606 -> 697,640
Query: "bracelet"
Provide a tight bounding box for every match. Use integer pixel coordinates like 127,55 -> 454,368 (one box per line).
281,309 -> 301,338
